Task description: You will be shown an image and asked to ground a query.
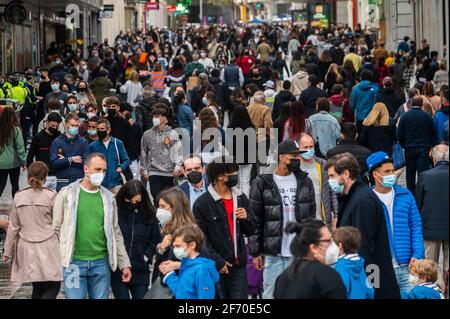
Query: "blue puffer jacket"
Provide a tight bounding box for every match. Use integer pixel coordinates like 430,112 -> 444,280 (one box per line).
401,283 -> 444,299
350,80 -> 379,121
378,185 -> 425,265
164,256 -> 220,299
89,137 -> 130,188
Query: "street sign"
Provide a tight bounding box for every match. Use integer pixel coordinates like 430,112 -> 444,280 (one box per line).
103,4 -> 114,11
145,2 -> 159,11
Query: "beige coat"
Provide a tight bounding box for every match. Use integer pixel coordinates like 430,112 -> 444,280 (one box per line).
292,71 -> 309,97
3,187 -> 62,283
256,43 -> 273,63
52,180 -> 131,271
247,102 -> 273,142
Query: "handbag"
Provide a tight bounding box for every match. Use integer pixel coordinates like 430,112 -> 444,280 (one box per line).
114,138 -> 132,184
392,143 -> 406,170
187,69 -> 201,91
143,277 -> 173,299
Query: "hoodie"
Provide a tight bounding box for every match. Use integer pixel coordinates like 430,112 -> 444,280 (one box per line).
292,71 -> 309,96
273,90 -> 296,120
334,254 -> 374,299
401,282 -> 444,299
350,80 -> 379,121
164,256 -> 220,299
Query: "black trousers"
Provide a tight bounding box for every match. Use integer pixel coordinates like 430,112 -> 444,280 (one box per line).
405,147 -> 431,192
0,167 -> 21,198
149,175 -> 175,206
31,281 -> 61,299
217,265 -> 248,299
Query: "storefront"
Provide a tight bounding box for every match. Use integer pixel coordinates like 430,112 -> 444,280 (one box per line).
291,1 -> 331,29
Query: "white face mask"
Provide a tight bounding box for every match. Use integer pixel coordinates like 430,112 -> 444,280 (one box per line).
88,172 -> 105,187
87,112 -> 96,119
156,208 -> 172,226
409,274 -> 420,287
325,241 -> 340,265
152,117 -> 161,127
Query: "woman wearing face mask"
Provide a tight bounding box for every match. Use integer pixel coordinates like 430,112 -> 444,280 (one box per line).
111,180 -> 161,299
273,219 -> 347,299
152,188 -> 197,284
159,224 -> 219,299
76,80 -> 97,106
202,91 -> 222,125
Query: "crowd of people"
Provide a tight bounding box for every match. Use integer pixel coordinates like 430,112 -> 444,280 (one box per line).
0,22 -> 448,300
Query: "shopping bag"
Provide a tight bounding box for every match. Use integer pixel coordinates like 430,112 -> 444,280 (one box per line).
393,143 -> 406,169
143,277 -> 173,299
187,76 -> 200,91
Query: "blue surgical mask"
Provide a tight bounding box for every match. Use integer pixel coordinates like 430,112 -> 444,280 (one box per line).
87,129 -> 97,136
68,127 -> 78,136
67,103 -> 77,112
379,174 -> 397,188
329,178 -> 345,194
202,97 -> 208,105
300,149 -> 315,160
51,84 -> 60,92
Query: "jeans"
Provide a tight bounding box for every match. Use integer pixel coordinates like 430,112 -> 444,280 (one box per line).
32,281 -> 61,299
238,164 -> 253,197
111,271 -> 149,299
63,257 -> 111,299
394,264 -> 411,293
44,176 -> 57,191
263,255 -> 293,299
149,175 -> 174,206
405,147 -> 430,192
0,167 -> 21,198
217,265 -> 248,299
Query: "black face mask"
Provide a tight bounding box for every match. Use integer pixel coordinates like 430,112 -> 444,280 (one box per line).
48,127 -> 59,136
286,159 -> 301,173
78,87 -> 86,92
187,171 -> 203,185
97,130 -> 108,140
225,174 -> 239,189
126,201 -> 141,210
107,109 -> 117,118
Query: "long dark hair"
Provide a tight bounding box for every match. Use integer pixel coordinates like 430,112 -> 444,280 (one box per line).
287,101 -> 307,137
274,102 -> 292,129
115,180 -> 156,223
285,219 -> 327,279
228,105 -> 255,130
0,107 -> 19,152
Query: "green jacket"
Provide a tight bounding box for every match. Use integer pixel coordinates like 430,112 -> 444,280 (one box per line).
90,77 -> 113,107
0,126 -> 26,169
184,62 -> 205,77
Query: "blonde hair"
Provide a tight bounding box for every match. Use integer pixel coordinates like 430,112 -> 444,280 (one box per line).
410,259 -> 438,283
422,102 -> 435,117
363,102 -> 389,127
129,71 -> 139,83
326,63 -> 343,83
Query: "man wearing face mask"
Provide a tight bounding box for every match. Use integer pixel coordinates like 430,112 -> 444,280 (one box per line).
366,151 -> 424,294
27,112 -> 63,190
299,133 -> 338,230
53,153 -> 132,299
198,51 -> 215,73
177,155 -> 208,209
249,139 -> 316,299
326,152 -> 400,299
245,67 -> 267,91
193,156 -> 255,299
50,113 -> 90,191
44,77 -> 68,114
89,118 -> 130,194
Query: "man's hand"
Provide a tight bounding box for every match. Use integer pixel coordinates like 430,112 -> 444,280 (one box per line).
72,156 -> 82,164
128,118 -> 135,126
2,255 -> 9,263
121,267 -> 132,283
252,256 -> 264,271
219,262 -> 232,275
235,208 -> 248,220
116,167 -> 123,173
332,217 -> 338,230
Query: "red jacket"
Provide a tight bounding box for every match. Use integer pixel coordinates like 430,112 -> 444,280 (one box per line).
237,56 -> 255,77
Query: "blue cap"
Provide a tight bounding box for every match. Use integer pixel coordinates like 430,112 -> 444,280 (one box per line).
366,151 -> 392,173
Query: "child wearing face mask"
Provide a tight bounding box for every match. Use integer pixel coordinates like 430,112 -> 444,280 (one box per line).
332,227 -> 374,299
159,224 -> 219,299
402,259 -> 445,299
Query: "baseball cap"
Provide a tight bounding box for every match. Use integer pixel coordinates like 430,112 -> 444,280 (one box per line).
278,139 -> 303,155
366,151 -> 393,173
263,80 -> 275,89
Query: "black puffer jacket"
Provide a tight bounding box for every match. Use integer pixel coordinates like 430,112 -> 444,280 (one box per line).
376,87 -> 403,118
135,94 -> 171,132
248,170 -> 316,257
210,77 -> 231,112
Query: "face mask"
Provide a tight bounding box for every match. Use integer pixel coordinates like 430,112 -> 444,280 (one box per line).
152,117 -> 161,127
409,274 -> 420,287
329,178 -> 345,194
82,65 -> 88,70
107,109 -> 117,118
97,130 -> 108,140
286,158 -> 301,173
200,53 -> 207,58
68,103 -> 77,112
68,127 -> 78,136
55,60 -> 61,65
325,241 -> 340,265
126,200 -> 141,210
48,127 -> 59,135
88,172 -> 105,187
225,174 -> 239,189
378,173 -> 397,188
173,247 -> 189,260
156,208 -> 172,226
78,87 -> 86,92
51,84 -> 60,92
187,171 -> 203,184
300,149 -> 315,160
87,129 -> 97,136
202,97 -> 208,105
87,112 -> 96,119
